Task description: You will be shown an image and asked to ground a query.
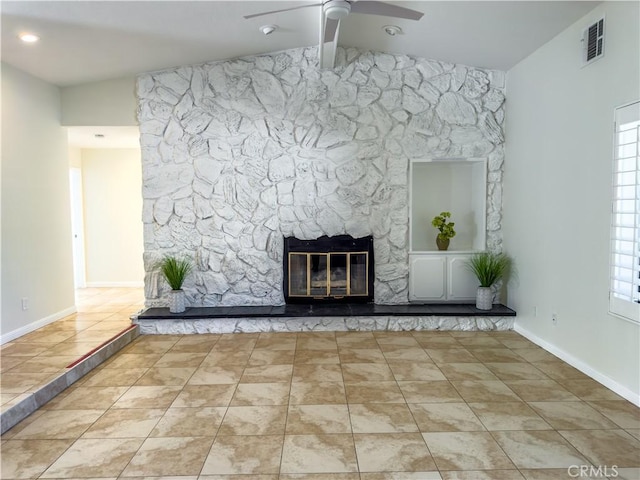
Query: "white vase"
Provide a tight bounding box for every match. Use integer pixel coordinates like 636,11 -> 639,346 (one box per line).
476,286 -> 493,310
168,289 -> 186,314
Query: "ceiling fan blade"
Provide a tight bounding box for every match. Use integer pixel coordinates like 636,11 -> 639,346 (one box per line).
323,18 -> 340,43
243,3 -> 321,20
350,1 -> 424,20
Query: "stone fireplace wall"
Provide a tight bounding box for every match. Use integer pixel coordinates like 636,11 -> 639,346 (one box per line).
137,47 -> 505,307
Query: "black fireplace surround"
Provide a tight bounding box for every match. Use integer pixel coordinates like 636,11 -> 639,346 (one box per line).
283,235 -> 375,304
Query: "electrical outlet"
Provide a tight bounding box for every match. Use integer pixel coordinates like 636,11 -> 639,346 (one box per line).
21,297 -> 29,311
552,313 -> 558,325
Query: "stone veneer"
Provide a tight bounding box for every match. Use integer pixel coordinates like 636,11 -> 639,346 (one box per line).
135,316 -> 514,335
137,46 -> 506,308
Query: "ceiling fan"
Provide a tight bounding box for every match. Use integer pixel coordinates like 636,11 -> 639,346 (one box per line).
244,0 -> 424,68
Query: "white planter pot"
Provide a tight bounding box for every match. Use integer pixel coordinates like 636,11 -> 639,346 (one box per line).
476,286 -> 493,310
168,289 -> 186,314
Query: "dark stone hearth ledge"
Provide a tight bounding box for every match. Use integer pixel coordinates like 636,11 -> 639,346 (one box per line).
137,303 -> 516,320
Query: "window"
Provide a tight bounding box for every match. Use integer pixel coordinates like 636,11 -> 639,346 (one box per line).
610,101 -> 640,323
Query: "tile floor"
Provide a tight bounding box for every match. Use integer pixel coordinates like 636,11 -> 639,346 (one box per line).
1,288 -> 144,414
1,289 -> 639,479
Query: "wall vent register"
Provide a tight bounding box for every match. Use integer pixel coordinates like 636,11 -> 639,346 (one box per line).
583,17 -> 605,65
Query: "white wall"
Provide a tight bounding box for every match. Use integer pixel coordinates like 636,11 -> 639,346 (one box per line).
61,76 -> 137,126
504,2 -> 640,402
1,63 -> 76,343
81,148 -> 144,286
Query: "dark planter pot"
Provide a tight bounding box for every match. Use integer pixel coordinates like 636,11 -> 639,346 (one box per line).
436,236 -> 450,251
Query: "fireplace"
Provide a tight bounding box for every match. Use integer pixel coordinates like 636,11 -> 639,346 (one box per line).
283,235 -> 374,303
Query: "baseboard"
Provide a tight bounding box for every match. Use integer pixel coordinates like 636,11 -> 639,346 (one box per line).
84,281 -> 144,288
0,306 -> 77,345
514,324 -> 640,407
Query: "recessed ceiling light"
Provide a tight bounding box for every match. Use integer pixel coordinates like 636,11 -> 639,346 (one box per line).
259,25 -> 277,35
19,33 -> 40,43
383,25 -> 402,37
94,134 -> 105,138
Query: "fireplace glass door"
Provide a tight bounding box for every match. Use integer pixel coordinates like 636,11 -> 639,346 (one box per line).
288,252 -> 369,299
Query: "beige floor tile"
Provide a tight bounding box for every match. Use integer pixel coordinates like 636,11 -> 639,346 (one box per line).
81,367 -> 148,387
528,401 -> 619,430
241,364 -> 293,383
281,434 -> 358,474
468,402 -> 552,431
450,380 -> 521,403
388,362 -> 445,381
561,379 -> 625,401
121,436 -> 214,476
414,335 -> 461,349
456,336 -> 503,347
187,365 -> 245,385
4,355 -> 77,373
349,403 -> 418,433
282,474 -> 360,480
0,343 -> 52,357
423,432 -> 515,470
290,382 -> 347,404
587,400 -> 640,429
0,356 -> 26,372
484,362 -> 550,381
121,340 -> 177,355
231,382 -> 290,405
375,335 -> 421,347
616,467 -> 640,480
360,473 -> 442,480
41,438 -> 144,477
441,470 -> 525,479
559,429 -> 640,467
381,347 -> 431,363
44,386 -> 129,410
46,341 -> 105,356
345,382 -> 405,403
438,363 -> 499,381
296,337 -> 338,351
341,363 -> 394,382
201,435 -> 283,475
201,349 -> 252,366
0,439 -> 74,479
408,403 -> 485,432
168,334 -> 219,353
12,409 -> 104,439
510,348 -> 560,363
466,348 -> 525,363
82,408 -> 166,438
135,367 -> 196,386
286,404 -> 352,434
398,381 -> 463,403
354,433 -> 437,472
112,385 -> 182,409
102,353 -> 162,368
294,349 -> 341,364
292,364 -> 344,382
170,384 -> 236,407
627,428 -> 640,441
255,332 -> 297,350
218,405 -> 287,435
153,352 -> 208,368
491,430 -> 590,469
519,469 -> 590,480
339,348 -> 387,363
532,361 -> 590,381
0,372 -> 57,393
426,348 -> 479,364
150,406 -> 225,437
502,380 -> 579,402
248,348 -> 295,365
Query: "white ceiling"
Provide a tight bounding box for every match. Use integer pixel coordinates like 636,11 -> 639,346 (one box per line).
2,0 -> 600,87
67,126 -> 142,148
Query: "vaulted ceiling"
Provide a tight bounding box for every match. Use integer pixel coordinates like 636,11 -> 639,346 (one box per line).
2,1 -> 599,87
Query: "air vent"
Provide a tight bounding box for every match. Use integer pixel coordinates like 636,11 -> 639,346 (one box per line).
582,18 -> 605,65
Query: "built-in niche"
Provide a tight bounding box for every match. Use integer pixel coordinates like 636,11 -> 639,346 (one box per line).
410,158 -> 487,253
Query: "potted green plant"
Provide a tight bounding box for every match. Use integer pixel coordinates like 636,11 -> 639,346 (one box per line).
431,211 -> 456,250
159,255 -> 192,314
466,252 -> 511,310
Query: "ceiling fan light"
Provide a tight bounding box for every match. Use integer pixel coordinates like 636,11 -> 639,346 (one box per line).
324,1 -> 351,20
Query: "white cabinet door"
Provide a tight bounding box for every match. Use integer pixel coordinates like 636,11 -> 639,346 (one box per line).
409,255 -> 446,301
447,256 -> 477,300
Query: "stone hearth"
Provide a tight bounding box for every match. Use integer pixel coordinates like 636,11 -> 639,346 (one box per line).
134,303 -> 516,334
